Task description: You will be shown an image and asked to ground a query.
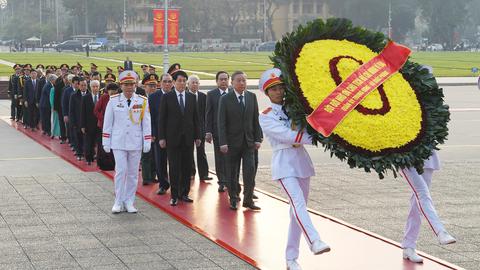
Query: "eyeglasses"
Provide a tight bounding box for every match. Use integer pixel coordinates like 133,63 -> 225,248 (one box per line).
162,80 -> 172,83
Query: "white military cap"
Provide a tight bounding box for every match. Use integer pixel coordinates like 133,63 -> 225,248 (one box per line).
259,68 -> 283,93
118,70 -> 139,84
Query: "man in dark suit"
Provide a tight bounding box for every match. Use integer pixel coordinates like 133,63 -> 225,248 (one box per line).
23,70 -> 38,130
39,74 -> 52,136
218,71 -> 262,211
63,76 -> 79,151
54,73 -> 67,143
80,80 -> 101,165
158,70 -> 201,206
187,75 -> 211,181
69,78 -> 88,160
34,69 -> 47,129
205,71 -> 230,192
8,64 -> 22,121
150,73 -> 173,195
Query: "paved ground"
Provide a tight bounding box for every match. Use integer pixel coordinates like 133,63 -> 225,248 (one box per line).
0,84 -> 479,269
0,110 -> 255,269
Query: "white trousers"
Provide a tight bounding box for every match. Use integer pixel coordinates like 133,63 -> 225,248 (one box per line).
401,168 -> 446,249
112,149 -> 142,206
279,177 -> 321,261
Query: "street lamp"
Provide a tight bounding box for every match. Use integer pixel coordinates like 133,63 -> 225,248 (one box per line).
163,0 -> 169,72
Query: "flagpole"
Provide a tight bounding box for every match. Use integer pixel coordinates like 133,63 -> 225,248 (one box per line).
163,0 -> 169,73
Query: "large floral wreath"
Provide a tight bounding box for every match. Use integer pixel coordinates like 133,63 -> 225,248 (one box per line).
271,18 -> 450,178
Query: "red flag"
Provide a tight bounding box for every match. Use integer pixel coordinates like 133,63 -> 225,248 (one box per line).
153,9 -> 179,45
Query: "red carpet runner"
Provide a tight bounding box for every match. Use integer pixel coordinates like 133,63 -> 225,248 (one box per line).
6,119 -> 461,270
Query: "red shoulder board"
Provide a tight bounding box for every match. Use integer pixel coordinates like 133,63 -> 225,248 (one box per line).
262,107 -> 272,114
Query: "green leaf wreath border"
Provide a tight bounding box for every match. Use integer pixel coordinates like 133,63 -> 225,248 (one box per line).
271,18 -> 450,178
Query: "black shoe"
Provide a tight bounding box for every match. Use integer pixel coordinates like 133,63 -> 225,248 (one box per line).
201,176 -> 213,181
60,140 -> 66,144
242,203 -> 261,210
229,200 -> 237,210
87,161 -> 92,165
152,179 -> 159,183
143,181 -> 152,186
156,187 -> 167,195
181,195 -> 193,203
218,184 -> 225,193
252,193 -> 258,200
170,198 -> 177,206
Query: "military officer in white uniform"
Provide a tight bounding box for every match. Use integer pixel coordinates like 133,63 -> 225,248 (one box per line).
258,68 -> 330,270
401,150 -> 456,263
103,70 -> 152,213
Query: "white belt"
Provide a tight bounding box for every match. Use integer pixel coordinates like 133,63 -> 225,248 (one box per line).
272,144 -> 301,151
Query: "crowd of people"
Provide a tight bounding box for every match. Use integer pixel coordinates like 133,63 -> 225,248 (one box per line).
7,61 -> 262,211
7,62 -> 457,270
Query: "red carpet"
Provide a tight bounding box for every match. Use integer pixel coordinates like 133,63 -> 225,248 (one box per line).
6,119 -> 461,270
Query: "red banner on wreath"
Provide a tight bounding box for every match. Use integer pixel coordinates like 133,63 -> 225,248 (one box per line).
153,9 -> 179,45
306,41 -> 411,137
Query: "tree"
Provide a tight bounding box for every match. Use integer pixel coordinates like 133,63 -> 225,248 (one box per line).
265,0 -> 290,41
418,0 -> 471,49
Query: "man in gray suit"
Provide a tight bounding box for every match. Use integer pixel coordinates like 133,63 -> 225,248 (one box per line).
205,71 -> 230,192
218,71 -> 262,211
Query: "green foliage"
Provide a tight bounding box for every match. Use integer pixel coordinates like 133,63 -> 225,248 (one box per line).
272,18 -> 451,178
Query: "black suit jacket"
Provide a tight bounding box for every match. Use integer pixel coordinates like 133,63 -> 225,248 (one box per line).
148,89 -> 165,140
205,88 -> 227,138
23,78 -> 36,104
54,77 -> 65,111
69,90 -> 85,128
192,91 -> 207,137
218,90 -> 262,148
35,77 -> 46,104
80,92 -> 98,133
136,87 -> 146,97
158,90 -> 200,148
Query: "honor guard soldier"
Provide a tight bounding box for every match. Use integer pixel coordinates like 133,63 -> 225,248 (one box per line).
258,68 -> 330,270
90,63 -> 98,73
8,64 -> 22,121
102,70 -> 152,213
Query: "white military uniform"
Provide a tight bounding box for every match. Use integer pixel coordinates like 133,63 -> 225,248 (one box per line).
259,103 -> 322,261
103,92 -> 151,209
401,150 -> 446,249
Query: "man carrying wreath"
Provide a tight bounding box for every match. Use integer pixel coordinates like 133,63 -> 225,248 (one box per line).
258,68 -> 330,270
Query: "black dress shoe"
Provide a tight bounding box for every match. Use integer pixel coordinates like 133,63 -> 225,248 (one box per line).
218,184 -> 225,192
181,196 -> 193,203
152,179 -> 159,183
156,187 -> 167,195
142,181 -> 152,186
229,200 -> 238,210
201,176 -> 213,181
252,193 -> 258,200
242,203 -> 261,210
170,198 -> 177,206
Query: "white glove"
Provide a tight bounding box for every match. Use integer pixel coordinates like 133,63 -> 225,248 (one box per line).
104,146 -> 111,153
143,143 -> 151,153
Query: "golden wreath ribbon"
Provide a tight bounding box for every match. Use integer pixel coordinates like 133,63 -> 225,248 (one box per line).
128,99 -> 147,125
